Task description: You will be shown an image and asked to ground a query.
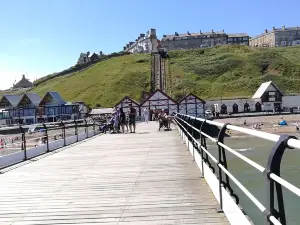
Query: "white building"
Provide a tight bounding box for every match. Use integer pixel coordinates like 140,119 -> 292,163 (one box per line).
204,81 -> 300,114
115,96 -> 140,116
205,98 -> 257,114
252,81 -> 284,112
178,93 -> 205,117
140,90 -> 178,115
123,28 -> 159,54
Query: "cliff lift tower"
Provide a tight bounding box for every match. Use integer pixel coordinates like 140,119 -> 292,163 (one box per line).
150,48 -> 171,94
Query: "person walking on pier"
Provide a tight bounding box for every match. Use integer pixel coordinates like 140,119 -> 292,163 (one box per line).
143,108 -> 149,123
128,104 -> 136,133
119,107 -> 128,133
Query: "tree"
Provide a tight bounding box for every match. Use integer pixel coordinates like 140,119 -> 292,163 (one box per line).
99,51 -> 103,56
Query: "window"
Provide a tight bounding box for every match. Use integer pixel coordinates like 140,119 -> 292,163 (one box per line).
174,37 -> 180,41
243,37 -> 249,40
228,38 -> 233,41
181,36 -> 188,40
269,97 -> 275,102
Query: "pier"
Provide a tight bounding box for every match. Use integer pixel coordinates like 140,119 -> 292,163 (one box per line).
0,115 -> 298,224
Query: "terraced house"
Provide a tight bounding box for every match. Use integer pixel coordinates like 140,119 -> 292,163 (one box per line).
160,29 -> 249,50
249,25 -> 300,47
0,92 -> 82,125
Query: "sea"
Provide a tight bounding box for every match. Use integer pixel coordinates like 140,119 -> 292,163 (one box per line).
206,136 -> 300,225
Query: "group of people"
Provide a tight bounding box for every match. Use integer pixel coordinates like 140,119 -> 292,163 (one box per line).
108,104 -> 137,133
100,106 -> 174,133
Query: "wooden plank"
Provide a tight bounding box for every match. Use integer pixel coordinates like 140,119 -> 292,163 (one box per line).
0,122 -> 229,225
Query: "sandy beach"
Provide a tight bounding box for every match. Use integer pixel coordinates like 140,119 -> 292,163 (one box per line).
215,114 -> 300,136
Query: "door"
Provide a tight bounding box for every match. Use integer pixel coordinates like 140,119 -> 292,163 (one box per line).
232,104 -> 238,114
255,102 -> 262,112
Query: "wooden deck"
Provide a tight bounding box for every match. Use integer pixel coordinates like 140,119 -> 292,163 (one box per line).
0,122 -> 229,225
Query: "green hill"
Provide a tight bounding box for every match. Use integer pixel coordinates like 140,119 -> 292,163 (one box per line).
6,45 -> 300,107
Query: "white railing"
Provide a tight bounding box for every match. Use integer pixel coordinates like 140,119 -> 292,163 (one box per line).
174,113 -> 300,225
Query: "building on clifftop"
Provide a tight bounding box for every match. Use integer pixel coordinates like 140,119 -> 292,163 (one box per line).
123,28 -> 159,53
13,74 -> 33,89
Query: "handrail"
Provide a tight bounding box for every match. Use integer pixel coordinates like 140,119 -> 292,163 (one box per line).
174,113 -> 300,225
0,119 -> 102,157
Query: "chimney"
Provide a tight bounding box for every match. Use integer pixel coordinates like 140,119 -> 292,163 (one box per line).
265,29 -> 268,33
212,29 -> 214,33
282,25 -> 286,30
163,35 -> 167,37
175,32 -> 179,36
200,30 -> 202,34
187,31 -> 191,35
123,47 -> 126,51
222,29 -> 224,32
273,27 -> 276,31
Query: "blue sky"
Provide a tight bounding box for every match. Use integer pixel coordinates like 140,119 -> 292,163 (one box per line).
0,0 -> 299,90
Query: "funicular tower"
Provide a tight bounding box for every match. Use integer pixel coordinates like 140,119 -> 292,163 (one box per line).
150,48 -> 171,94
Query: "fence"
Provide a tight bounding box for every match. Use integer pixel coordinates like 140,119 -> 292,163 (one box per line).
0,119 -> 102,170
174,113 -> 300,225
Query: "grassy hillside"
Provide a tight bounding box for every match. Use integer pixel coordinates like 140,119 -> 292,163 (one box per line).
6,45 -> 300,107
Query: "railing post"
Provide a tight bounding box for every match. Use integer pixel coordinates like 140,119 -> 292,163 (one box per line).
43,123 -> 49,152
61,121 -> 66,146
74,120 -> 78,142
198,120 -> 207,178
19,126 -> 27,160
93,119 -> 96,136
199,120 -> 215,176
84,119 -> 88,138
216,123 -> 229,213
263,135 -> 297,225
216,123 -> 239,213
186,116 -> 191,151
191,118 -> 196,160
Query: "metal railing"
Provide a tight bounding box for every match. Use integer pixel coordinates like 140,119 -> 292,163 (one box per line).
0,119 -> 101,168
174,113 -> 300,225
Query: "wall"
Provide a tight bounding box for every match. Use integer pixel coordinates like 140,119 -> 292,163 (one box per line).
0,130 -> 101,169
177,125 -> 252,225
206,98 -> 257,113
282,96 -> 300,109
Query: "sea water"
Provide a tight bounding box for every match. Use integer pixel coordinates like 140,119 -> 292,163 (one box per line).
206,136 -> 300,225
